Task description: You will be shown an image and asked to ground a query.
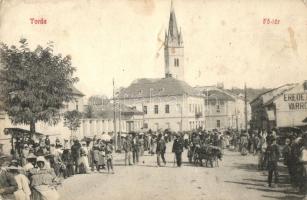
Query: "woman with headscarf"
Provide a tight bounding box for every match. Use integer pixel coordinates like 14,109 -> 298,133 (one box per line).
29,156 -> 60,200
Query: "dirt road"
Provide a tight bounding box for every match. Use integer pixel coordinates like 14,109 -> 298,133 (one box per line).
58,143 -> 305,200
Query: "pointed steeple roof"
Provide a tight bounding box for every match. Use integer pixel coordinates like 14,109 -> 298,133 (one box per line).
165,1 -> 182,47
168,1 -> 179,39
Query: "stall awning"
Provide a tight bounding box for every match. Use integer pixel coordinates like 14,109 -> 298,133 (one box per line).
4,128 -> 44,138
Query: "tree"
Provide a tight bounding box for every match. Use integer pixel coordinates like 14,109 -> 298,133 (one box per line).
84,105 -> 95,118
0,39 -> 79,134
88,95 -> 109,106
63,110 -> 82,136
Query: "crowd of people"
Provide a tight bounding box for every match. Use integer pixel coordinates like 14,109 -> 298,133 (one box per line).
227,129 -> 307,194
0,127 -> 306,199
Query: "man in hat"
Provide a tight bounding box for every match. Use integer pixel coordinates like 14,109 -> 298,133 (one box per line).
21,144 -> 30,166
156,133 -> 166,167
265,137 -> 280,187
132,134 -> 139,164
172,134 -> 184,167
62,146 -> 74,178
123,135 -> 133,166
71,140 -> 81,174
290,136 -> 306,193
45,135 -> 51,151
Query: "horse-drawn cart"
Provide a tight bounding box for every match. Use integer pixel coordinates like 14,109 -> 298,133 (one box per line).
188,144 -> 223,167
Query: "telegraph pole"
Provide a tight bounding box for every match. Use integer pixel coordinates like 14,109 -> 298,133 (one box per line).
244,83 -> 248,132
118,96 -> 121,151
113,78 -> 117,150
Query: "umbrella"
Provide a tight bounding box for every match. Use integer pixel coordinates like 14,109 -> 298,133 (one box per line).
101,134 -> 111,141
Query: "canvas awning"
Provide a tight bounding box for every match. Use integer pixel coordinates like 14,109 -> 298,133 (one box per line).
4,128 -> 44,138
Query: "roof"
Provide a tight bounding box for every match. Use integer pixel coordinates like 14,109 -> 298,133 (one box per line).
250,83 -> 297,105
194,86 -> 237,101
118,77 -> 200,99
90,103 -> 143,119
4,128 -> 44,137
165,2 -> 183,47
71,86 -> 85,97
207,90 -> 236,101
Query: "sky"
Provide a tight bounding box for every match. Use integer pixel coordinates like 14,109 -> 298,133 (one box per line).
0,0 -> 307,98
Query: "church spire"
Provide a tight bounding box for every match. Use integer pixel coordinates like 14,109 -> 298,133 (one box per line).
166,0 -> 181,47
164,1 -> 184,81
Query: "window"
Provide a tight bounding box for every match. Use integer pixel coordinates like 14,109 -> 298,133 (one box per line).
174,58 -> 179,67
217,120 -> 221,128
216,105 -> 220,113
75,100 -> 79,111
143,106 -> 147,114
154,105 -> 159,114
165,104 -> 170,113
189,104 -> 192,112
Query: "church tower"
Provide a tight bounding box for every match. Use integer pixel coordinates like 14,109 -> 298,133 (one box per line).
164,1 -> 184,81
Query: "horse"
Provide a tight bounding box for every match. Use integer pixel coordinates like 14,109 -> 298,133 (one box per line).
194,145 -> 223,167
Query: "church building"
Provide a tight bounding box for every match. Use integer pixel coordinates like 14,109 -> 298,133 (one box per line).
118,2 -> 205,132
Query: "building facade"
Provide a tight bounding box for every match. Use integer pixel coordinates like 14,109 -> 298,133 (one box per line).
194,86 -> 251,130
81,103 -> 144,137
118,78 -> 205,132
251,81 -> 307,130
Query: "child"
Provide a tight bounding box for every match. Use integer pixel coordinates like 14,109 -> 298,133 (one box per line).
105,140 -> 114,174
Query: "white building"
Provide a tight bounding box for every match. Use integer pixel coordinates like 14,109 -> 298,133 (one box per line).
81,103 -> 144,137
0,86 -> 85,154
194,86 -> 251,130
118,78 -> 205,132
251,81 -> 307,130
